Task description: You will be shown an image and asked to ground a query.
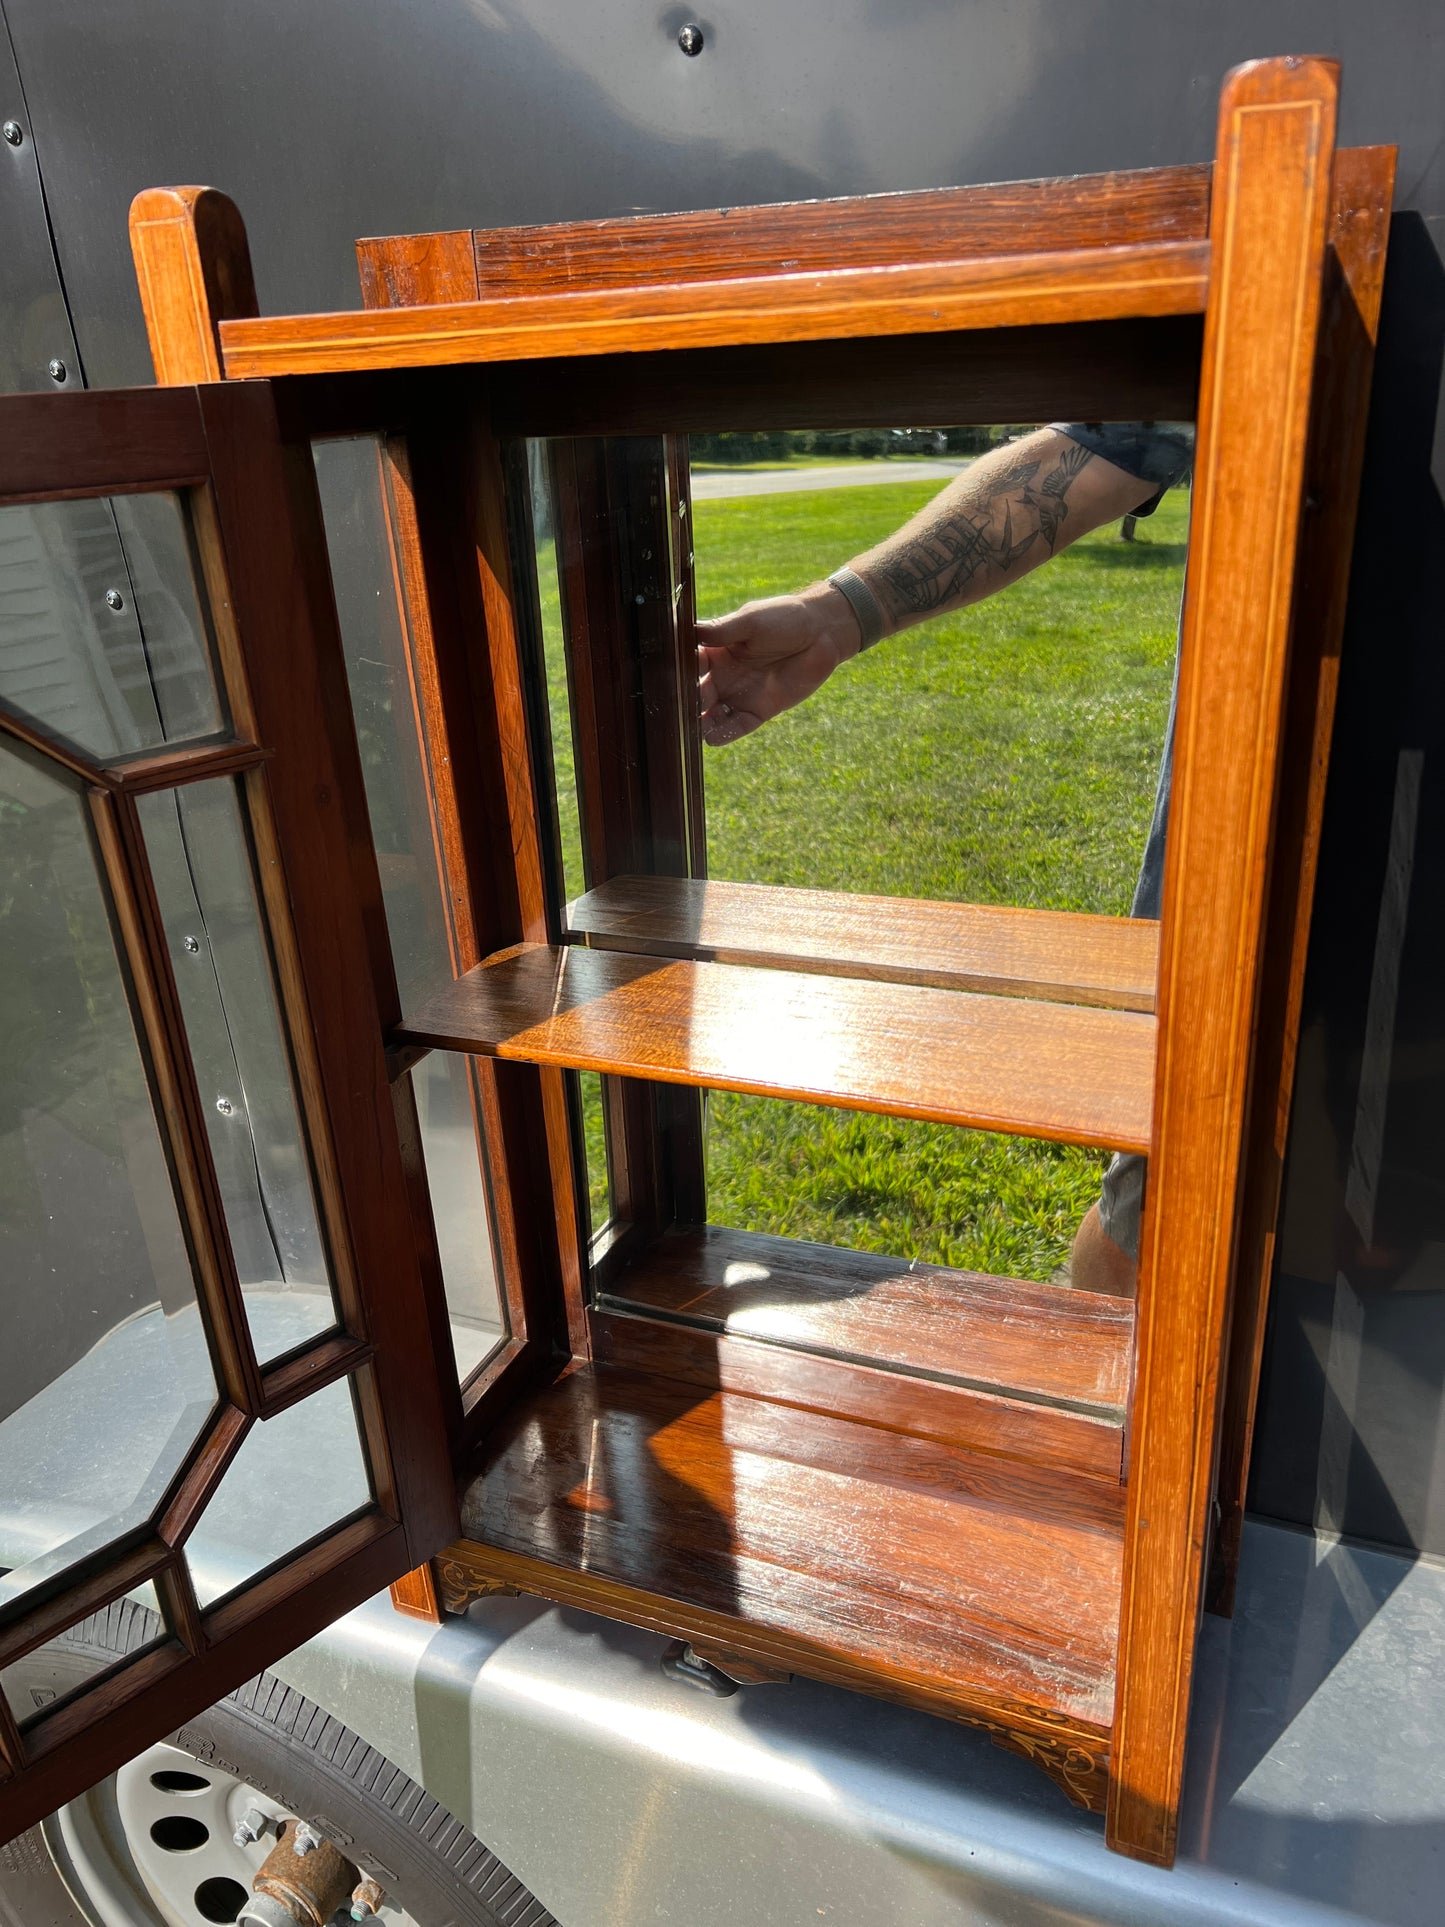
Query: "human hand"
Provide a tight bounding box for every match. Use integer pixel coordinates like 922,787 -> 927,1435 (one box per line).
696,581 -> 863,746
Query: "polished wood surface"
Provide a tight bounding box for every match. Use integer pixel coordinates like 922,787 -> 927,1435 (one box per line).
601,1225 -> 1133,1413
0,387 -> 211,503
129,185 -> 258,383
458,167 -> 1213,295
570,874 -> 1159,1012
398,943 -> 1156,1152
1108,57 -> 1339,1866
457,1363 -> 1123,1743
219,241 -> 1210,379
1209,143 -> 1396,1614
590,1307 -> 1125,1479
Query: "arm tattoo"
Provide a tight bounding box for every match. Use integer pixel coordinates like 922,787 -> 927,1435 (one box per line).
871,442 -> 1096,622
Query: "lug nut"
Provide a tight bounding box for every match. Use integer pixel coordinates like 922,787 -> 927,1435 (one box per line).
350,1876 -> 385,1920
677,23 -> 704,55
2,120 -> 22,146
233,1805 -> 271,1847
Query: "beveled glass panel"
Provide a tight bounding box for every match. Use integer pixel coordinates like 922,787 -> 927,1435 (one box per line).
0,493 -> 225,762
186,1377 -> 373,1609
0,746 -> 214,1609
312,437 -> 507,1381
1,1582 -> 170,1731
136,781 -> 337,1364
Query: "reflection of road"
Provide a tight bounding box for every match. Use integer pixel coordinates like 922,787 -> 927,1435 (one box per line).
689,458 -> 972,500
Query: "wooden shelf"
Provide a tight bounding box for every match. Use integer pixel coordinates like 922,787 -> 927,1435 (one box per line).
397,943 -> 1155,1151
219,239 -> 1209,379
447,1363 -> 1121,1803
598,1225 -> 1134,1414
568,875 -> 1159,1012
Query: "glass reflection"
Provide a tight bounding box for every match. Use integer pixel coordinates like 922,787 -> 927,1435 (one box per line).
1,1582 -> 169,1730
186,1377 -> 373,1608
313,438 -> 507,1380
0,493 -> 225,761
137,781 -> 338,1362
0,746 -> 214,1610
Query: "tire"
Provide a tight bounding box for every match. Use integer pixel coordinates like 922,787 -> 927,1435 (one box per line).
0,1599 -> 558,1927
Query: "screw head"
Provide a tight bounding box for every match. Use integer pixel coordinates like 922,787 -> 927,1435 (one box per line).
47,358 -> 67,384
182,935 -> 201,953
2,120 -> 22,146
104,587 -> 125,611
215,1096 -> 234,1117
677,22 -> 704,55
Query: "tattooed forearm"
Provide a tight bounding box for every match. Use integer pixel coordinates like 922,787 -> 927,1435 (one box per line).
860,434 -> 1097,627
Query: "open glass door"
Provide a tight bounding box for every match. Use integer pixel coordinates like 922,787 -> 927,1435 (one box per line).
0,381 -> 458,1843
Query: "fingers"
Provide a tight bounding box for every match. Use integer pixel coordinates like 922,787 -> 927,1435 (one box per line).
700,700 -> 762,747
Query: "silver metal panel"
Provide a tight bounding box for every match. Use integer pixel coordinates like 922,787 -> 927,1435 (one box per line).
272,1521 -> 1445,1927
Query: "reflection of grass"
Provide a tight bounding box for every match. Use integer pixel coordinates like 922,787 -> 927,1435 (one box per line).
540,477 -> 1186,1274
696,481 -> 1186,1278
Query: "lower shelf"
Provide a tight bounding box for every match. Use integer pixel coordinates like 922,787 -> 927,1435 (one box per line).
443,1363 -> 1122,1810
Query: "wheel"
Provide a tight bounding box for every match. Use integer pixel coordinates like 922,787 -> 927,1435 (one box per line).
0,1600 -> 557,1927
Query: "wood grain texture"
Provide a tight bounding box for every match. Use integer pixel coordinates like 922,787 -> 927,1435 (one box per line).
129,186 -> 258,384
460,167 -> 1213,294
454,1363 -> 1121,1759
570,874 -> 1159,1012
601,1225 -> 1133,1412
590,1308 -> 1125,1479
388,1564 -> 444,1623
0,387 -> 210,503
357,230 -> 479,310
218,241 -> 1210,379
1108,55 -> 1339,1867
398,943 -> 1156,1152
1208,143 -> 1395,1616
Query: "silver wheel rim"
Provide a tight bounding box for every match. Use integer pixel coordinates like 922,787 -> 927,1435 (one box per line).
43,1738 -> 419,1927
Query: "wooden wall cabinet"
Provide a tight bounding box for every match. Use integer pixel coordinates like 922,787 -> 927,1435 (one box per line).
0,56 -> 1392,1867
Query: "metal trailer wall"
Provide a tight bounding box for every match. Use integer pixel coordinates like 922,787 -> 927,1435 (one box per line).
1,1 -> 1442,1554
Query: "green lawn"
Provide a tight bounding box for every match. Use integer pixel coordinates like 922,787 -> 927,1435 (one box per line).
542,471 -> 1186,1275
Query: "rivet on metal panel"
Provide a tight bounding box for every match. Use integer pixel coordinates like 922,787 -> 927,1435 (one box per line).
104,587 -> 125,611
2,120 -> 22,146
46,357 -> 68,384
215,1096 -> 235,1117
677,23 -> 705,56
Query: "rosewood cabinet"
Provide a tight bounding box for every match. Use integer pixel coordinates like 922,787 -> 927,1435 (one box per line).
0,56 -> 1391,1868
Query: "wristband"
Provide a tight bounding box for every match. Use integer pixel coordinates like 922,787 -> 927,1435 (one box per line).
826,567 -> 888,652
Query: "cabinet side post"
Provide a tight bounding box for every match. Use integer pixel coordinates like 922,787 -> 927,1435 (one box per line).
129,186 -> 258,384
1108,54 -> 1339,1866
1207,142 -> 1395,1616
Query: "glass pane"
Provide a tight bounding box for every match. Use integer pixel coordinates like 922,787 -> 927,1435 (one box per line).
1,1582 -> 169,1731
409,1054 -> 503,1380
690,422 -> 1188,1280
528,438 -> 587,906
136,781 -> 337,1365
312,438 -> 506,1378
185,1377 -> 373,1609
0,493 -> 225,761
0,746 -> 215,1608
